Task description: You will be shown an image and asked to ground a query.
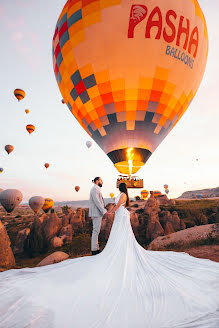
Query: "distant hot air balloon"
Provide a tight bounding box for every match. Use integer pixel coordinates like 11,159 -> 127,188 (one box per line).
110,193 -> 114,199
164,184 -> 168,190
154,191 -> 162,198
44,163 -> 50,169
0,189 -> 23,213
75,186 -> 80,192
86,141 -> 92,149
42,198 -> 54,213
165,189 -> 169,195
61,99 -> 65,104
26,124 -> 35,134
53,0 -> 208,175
29,196 -> 45,214
14,89 -> 25,101
5,145 -> 14,155
141,190 -> 149,200
25,109 -> 30,114
0,168 -> 3,173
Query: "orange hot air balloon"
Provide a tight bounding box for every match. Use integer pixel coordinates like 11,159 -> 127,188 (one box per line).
53,0 -> 208,175
26,124 -> 35,134
5,145 -> 14,155
44,163 -> 50,169
141,190 -> 149,200
154,191 -> 162,198
14,89 -> 25,101
25,109 -> 30,114
110,193 -> 114,199
75,186 -> 80,192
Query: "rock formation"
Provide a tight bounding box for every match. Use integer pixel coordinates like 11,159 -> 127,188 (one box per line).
148,223 -> 219,251
37,251 -> 69,267
59,224 -> 73,243
42,212 -> 62,241
50,236 -> 63,248
14,228 -> 30,254
0,220 -> 15,269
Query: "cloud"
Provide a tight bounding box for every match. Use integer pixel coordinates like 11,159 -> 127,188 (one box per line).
2,8 -> 41,71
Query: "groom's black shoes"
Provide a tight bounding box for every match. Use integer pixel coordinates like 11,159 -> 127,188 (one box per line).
91,250 -> 101,256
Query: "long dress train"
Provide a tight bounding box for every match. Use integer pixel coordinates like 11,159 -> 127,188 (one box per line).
0,193 -> 219,328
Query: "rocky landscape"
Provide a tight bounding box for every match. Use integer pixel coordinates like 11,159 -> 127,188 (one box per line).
179,186 -> 219,199
0,195 -> 219,270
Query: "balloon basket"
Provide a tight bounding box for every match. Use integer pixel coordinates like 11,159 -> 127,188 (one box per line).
116,175 -> 144,189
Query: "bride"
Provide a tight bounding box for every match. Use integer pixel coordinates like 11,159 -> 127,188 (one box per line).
0,183 -> 219,328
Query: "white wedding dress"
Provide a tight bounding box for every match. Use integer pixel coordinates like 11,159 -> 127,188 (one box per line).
0,193 -> 219,328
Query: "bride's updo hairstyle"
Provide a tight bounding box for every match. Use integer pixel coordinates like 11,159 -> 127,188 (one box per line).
119,183 -> 130,207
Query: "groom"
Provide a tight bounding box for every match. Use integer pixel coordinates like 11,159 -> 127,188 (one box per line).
89,177 -> 107,255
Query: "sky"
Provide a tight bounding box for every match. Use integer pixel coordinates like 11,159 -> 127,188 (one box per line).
0,0 -> 218,202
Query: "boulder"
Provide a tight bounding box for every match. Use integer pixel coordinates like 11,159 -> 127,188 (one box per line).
13,228 -> 30,254
59,224 -> 73,243
0,220 -> 15,269
50,236 -> 63,248
148,223 -> 219,251
37,251 -> 69,267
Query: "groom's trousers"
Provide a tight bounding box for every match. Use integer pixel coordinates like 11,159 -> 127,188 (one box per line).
91,216 -> 102,251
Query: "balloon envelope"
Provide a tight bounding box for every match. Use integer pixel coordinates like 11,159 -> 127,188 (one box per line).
25,109 -> 30,114
154,191 -> 162,198
164,184 -> 168,189
14,89 -> 25,101
42,198 -> 54,213
53,0 -> 208,175
26,124 -> 35,134
110,193 -> 114,199
75,186 -> 80,192
5,145 -> 14,155
29,196 -> 45,214
0,189 -> 23,213
165,189 -> 169,194
141,190 -> 149,200
44,163 -> 50,169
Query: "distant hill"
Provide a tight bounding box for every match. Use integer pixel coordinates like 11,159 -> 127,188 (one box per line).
54,198 -> 114,208
178,187 -> 219,199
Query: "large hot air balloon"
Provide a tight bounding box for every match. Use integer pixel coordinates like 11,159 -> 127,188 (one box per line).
110,193 -> 114,199
0,189 -> 23,213
86,141 -> 92,149
14,89 -> 25,101
25,109 -> 30,114
53,0 -> 208,175
44,163 -> 50,169
75,186 -> 80,192
141,190 -> 149,200
29,196 -> 45,214
42,198 -> 54,213
5,145 -> 14,155
0,168 -> 3,173
26,124 -> 35,134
